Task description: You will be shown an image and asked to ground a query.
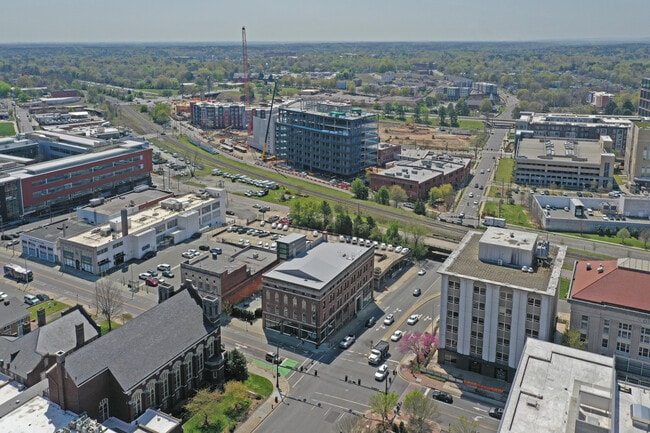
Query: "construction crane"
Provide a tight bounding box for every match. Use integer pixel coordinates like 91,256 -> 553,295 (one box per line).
261,80 -> 279,162
242,26 -> 252,135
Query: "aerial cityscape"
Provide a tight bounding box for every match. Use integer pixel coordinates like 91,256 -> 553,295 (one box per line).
1,4 -> 650,433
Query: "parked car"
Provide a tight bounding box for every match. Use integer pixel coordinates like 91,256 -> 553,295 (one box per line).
36,294 -> 50,302
210,247 -> 223,255
139,272 -> 152,280
146,269 -> 158,277
24,294 -> 40,306
0,291 -> 7,299
366,316 -> 377,327
413,288 -> 422,296
145,277 -> 159,287
374,364 -> 389,381
418,269 -> 426,276
407,314 -> 419,325
162,270 -> 174,278
489,407 -> 504,419
432,390 -> 453,404
391,330 -> 404,341
339,335 -> 355,349
157,264 -> 171,271
198,245 -> 210,251
383,314 -> 395,325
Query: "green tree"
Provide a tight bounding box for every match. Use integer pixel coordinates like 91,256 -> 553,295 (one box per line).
375,186 -> 390,205
384,221 -> 402,245
639,228 -> 650,249
617,227 -> 631,244
335,213 -> 353,236
0,81 -> 12,98
152,102 -> 171,124
351,178 -> 368,200
561,328 -> 587,350
366,215 -> 376,230
389,185 -> 408,208
321,200 -> 332,228
438,105 -> 447,126
479,98 -> 493,115
369,391 -> 399,428
184,388 -> 218,426
402,390 -> 439,433
225,348 -> 249,381
396,105 -> 406,121
450,416 -> 480,433
448,103 -> 458,127
455,99 -> 470,116
414,200 -> 426,215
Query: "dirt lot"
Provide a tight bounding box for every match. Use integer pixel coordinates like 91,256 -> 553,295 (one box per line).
379,121 -> 473,152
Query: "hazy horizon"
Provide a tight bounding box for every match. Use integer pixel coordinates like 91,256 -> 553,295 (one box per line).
3,0 -> 649,44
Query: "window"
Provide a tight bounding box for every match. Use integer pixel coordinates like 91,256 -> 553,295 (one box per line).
132,390 -> 143,416
603,320 -> 610,334
580,315 -> 589,329
185,354 -> 193,389
616,341 -> 630,353
601,338 -> 608,349
98,398 -> 109,422
618,322 -> 632,340
640,347 -> 650,358
161,372 -> 170,401
641,327 -> 650,345
172,364 -> 181,393
147,380 -> 156,407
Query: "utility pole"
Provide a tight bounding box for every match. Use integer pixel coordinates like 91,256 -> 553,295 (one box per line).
275,343 -> 280,389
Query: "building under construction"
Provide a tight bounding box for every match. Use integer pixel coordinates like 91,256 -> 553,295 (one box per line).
275,100 -> 379,178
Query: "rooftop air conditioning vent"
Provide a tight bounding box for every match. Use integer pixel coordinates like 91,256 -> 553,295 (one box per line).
586,263 -> 592,271
597,264 -> 604,273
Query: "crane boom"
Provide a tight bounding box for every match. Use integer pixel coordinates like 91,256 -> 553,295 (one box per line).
262,80 -> 279,161
242,26 -> 252,135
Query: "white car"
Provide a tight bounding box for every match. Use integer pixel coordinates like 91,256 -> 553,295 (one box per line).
391,330 -> 404,341
383,314 -> 395,325
418,269 -> 426,276
139,272 -> 152,280
407,314 -> 420,325
0,291 -> 7,299
188,249 -> 199,257
182,251 -> 194,259
374,364 -> 389,381
157,264 -> 171,271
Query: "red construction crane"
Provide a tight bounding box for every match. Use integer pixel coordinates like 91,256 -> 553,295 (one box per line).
242,26 -> 252,135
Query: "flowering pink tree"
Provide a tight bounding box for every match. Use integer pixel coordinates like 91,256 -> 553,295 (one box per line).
398,332 -> 438,366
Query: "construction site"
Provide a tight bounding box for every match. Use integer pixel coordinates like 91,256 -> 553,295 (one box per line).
379,122 -> 474,153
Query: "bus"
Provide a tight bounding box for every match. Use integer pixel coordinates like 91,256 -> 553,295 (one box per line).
4,263 -> 34,282
220,144 -> 234,153
233,145 -> 247,153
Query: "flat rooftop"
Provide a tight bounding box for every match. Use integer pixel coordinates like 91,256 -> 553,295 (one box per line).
517,137 -> 607,163
502,339 -> 615,433
82,189 -> 171,215
379,152 -> 470,182
65,195 -> 215,248
184,245 -> 277,275
264,241 -> 372,291
23,218 -> 91,242
440,231 -> 563,294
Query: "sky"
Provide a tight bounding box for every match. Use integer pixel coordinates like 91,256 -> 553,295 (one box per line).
3,0 -> 650,44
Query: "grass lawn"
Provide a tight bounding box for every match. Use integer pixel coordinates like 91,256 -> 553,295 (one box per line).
0,122 -> 15,137
559,277 -> 571,300
98,320 -> 123,335
28,300 -> 69,321
562,260 -> 575,271
564,232 -> 648,250
482,201 -> 536,228
183,374 -> 272,433
458,119 -> 485,130
494,158 -> 514,183
244,374 -> 273,397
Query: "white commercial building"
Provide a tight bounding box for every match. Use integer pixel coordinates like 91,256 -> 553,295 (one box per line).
437,228 -> 566,382
59,190 -> 226,275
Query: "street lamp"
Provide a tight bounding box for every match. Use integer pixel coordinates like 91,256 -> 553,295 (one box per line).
275,343 -> 280,390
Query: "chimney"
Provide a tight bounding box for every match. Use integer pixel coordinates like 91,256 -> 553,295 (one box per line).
121,208 -> 129,237
74,323 -> 84,349
21,321 -> 30,335
586,262 -> 592,271
37,308 -> 46,327
54,350 -> 67,410
158,283 -> 174,304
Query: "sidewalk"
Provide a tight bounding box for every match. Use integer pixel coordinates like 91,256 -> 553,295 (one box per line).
397,353 -> 510,405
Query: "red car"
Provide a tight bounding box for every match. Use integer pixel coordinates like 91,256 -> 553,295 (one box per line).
145,277 -> 159,287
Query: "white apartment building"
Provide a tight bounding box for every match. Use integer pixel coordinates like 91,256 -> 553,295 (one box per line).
437,228 -> 566,382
